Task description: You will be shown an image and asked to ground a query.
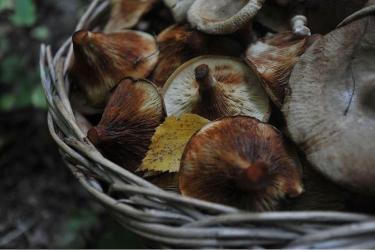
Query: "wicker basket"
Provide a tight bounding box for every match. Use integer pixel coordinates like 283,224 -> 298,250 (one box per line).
40,0 -> 375,248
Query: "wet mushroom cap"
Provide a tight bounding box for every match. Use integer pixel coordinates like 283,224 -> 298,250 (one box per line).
282,15 -> 375,195
103,0 -> 154,33
245,31 -> 322,108
179,116 -> 303,211
69,30 -> 158,107
161,55 -> 271,121
87,77 -> 166,172
187,0 -> 265,34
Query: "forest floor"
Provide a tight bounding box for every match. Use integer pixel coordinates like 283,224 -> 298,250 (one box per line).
0,0 -> 141,248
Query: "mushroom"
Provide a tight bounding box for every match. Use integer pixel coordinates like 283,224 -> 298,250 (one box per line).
149,23 -> 244,89
245,31 -> 321,108
87,77 -> 166,172
187,0 -> 265,35
162,55 -> 271,121
103,0 -> 154,33
68,30 -> 158,107
282,14 -> 375,195
291,15 -> 310,37
179,116 -> 303,211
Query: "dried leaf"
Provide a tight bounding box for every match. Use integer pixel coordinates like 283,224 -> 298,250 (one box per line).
138,113 -> 210,173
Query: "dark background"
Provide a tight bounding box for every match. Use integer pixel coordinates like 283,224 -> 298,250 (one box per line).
0,0 -> 142,248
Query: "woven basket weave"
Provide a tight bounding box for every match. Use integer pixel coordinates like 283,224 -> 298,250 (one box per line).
40,0 -> 375,248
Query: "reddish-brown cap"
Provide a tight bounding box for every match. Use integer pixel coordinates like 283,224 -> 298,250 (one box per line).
179,116 -> 303,211
69,30 -> 158,107
87,77 -> 166,172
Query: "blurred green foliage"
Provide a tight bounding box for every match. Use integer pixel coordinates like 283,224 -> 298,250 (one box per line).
0,0 -> 47,111
10,0 -> 36,27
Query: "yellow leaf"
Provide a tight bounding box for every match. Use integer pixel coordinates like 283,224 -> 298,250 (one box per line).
138,113 -> 210,173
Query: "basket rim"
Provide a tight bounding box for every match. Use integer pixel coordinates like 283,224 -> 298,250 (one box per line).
39,0 -> 375,248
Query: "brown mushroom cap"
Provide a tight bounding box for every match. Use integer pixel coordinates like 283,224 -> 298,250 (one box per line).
149,24 -> 244,89
282,15 -> 375,195
103,0 -> 154,33
161,56 -> 271,121
68,30 -> 158,107
179,116 -> 303,211
87,77 -> 166,172
245,31 -> 322,108
187,0 -> 265,35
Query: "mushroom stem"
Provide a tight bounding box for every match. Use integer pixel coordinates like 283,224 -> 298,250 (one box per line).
171,0 -> 196,23
235,161 -> 272,191
194,64 -> 217,91
291,15 -> 311,37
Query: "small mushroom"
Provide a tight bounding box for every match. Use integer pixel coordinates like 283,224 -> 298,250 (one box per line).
187,0 -> 265,35
179,116 -> 303,211
282,14 -> 375,195
245,31 -> 321,108
149,24 -> 244,89
68,30 -> 158,107
162,55 -> 271,121
103,0 -> 154,33
87,77 -> 166,172
291,15 -> 310,37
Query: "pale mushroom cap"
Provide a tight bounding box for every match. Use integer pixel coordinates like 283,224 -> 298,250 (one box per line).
187,0 -> 265,34
282,15 -> 375,195
162,56 -> 271,121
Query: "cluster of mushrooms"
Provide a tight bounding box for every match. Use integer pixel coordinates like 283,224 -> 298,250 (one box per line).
68,0 -> 375,212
